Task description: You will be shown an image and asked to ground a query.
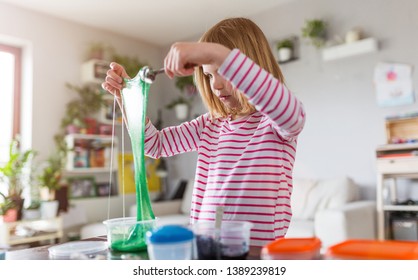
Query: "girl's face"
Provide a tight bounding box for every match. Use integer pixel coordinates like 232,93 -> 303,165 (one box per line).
202,64 -> 241,110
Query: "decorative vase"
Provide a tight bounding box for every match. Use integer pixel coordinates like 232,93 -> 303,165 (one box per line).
40,200 -> 59,219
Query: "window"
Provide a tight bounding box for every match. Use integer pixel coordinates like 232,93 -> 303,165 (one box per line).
0,44 -> 21,163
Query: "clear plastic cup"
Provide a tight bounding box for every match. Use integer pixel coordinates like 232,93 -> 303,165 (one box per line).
193,221 -> 253,260
146,225 -> 194,260
103,217 -> 157,252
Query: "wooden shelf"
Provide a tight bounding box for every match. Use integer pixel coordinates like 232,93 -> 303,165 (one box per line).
322,38 -> 378,61
278,57 -> 299,65
64,134 -> 118,172
0,217 -> 63,247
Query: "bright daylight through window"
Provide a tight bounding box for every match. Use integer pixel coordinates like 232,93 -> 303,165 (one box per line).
0,50 -> 14,163
0,44 -> 21,196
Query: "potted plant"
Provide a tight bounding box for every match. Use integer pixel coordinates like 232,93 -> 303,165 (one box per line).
276,39 -> 294,62
301,19 -> 327,48
62,83 -> 105,134
37,151 -> 65,219
175,75 -> 197,97
0,192 -> 17,222
166,96 -> 191,120
111,53 -> 146,78
0,137 -> 37,220
166,75 -> 197,120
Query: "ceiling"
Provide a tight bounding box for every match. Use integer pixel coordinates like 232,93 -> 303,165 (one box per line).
1,0 -> 293,46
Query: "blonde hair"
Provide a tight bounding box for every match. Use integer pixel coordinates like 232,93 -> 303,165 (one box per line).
195,17 -> 285,119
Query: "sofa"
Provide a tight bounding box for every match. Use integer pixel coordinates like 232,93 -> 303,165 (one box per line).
286,177 -> 376,249
129,177 -> 376,250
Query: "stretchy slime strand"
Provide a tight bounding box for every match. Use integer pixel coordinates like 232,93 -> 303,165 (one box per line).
113,68 -> 155,251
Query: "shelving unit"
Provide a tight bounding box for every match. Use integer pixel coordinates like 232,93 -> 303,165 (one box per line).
64,133 -> 118,172
322,37 -> 378,61
81,59 -> 109,84
63,133 -> 120,199
375,143 -> 418,240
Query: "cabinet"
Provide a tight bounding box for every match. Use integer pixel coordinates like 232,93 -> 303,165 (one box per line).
0,217 -> 63,247
376,143 -> 418,240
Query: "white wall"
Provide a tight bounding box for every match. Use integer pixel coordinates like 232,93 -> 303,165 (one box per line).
252,0 -> 418,199
0,3 -> 164,223
0,3 -> 164,158
163,0 -> 418,200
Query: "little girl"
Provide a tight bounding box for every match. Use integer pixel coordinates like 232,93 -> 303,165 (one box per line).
102,17 -> 306,251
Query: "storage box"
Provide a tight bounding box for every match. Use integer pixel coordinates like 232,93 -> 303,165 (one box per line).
392,216 -> 418,241
261,237 -> 321,260
385,116 -> 418,144
325,239 -> 418,260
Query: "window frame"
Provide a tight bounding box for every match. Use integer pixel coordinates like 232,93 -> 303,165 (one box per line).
0,43 -> 22,139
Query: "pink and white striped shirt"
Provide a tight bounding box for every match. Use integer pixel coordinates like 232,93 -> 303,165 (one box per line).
144,49 -> 306,247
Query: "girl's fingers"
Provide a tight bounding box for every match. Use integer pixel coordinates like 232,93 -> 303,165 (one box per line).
105,76 -> 123,90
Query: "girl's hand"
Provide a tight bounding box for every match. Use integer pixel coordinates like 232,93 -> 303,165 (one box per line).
101,62 -> 130,100
164,42 -> 231,78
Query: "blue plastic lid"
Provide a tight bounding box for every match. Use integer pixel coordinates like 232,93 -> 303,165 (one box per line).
146,225 -> 194,244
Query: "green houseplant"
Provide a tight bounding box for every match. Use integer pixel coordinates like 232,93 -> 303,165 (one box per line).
276,39 -> 294,62
61,83 -> 106,132
0,192 -> 18,222
111,53 -> 146,78
0,137 -> 37,220
37,151 -> 65,201
175,75 -> 197,96
36,149 -> 67,219
301,19 -> 327,48
277,39 -> 294,50
166,75 -> 197,120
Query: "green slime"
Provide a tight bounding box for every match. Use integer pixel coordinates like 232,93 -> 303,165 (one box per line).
111,68 -> 155,252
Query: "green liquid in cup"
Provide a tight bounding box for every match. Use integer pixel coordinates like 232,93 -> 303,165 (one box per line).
109,222 -> 155,252
111,68 -> 155,252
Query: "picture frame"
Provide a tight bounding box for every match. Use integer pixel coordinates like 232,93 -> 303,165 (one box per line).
96,182 -> 113,197
67,176 -> 97,199
99,96 -> 123,125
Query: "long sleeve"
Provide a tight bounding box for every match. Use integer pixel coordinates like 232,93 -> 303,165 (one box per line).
218,49 -> 306,140
144,113 -> 210,158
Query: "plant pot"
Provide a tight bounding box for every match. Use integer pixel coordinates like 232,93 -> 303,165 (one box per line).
175,104 -> 189,120
23,208 -> 41,220
278,48 -> 292,62
40,200 -> 59,219
345,29 -> 361,44
2,208 -> 18,222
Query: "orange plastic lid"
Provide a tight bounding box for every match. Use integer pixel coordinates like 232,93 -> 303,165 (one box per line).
326,239 -> 418,260
263,237 -> 322,254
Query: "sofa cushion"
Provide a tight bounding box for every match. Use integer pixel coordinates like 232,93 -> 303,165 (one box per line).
291,177 -> 359,220
285,219 -> 315,238
290,178 -> 318,220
